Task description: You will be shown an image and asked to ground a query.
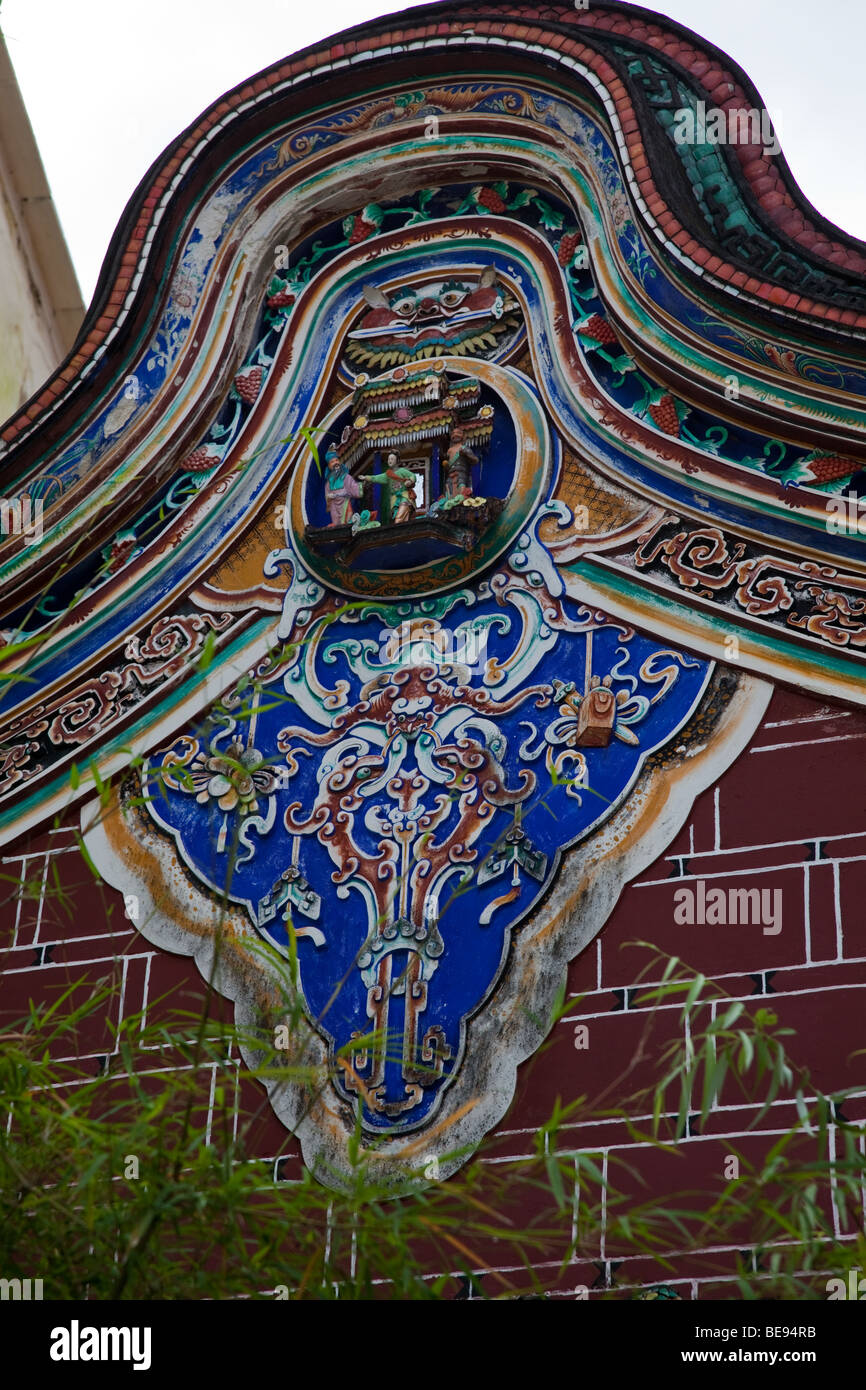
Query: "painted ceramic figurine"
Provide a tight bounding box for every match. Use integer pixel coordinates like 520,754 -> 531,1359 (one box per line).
368,450 -> 418,524
442,427 -> 479,500
576,674 -> 617,747
324,446 -> 362,526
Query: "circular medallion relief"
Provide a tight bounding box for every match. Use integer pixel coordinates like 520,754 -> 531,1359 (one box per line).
287,356 -> 551,599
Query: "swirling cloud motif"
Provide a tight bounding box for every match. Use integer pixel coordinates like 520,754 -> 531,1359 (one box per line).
143,495 -> 712,1133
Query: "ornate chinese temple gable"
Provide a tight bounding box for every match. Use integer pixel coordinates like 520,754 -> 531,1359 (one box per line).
1,3 -> 864,1185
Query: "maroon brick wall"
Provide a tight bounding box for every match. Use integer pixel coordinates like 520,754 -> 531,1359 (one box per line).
2,683 -> 864,1298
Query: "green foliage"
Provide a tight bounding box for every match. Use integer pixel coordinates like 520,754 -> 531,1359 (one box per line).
2,578 -> 863,1300
0,911 -> 863,1298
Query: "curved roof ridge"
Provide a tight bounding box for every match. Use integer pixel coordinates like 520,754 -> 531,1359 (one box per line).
2,0 -> 864,459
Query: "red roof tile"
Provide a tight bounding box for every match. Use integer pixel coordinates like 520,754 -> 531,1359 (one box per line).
702,67 -> 725,89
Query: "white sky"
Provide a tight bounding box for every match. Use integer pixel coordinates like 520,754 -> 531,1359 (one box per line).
3,0 -> 865,305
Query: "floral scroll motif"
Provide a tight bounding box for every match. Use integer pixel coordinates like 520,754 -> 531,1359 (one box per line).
634,516 -> 866,648
141,510 -> 711,1132
0,612 -> 237,798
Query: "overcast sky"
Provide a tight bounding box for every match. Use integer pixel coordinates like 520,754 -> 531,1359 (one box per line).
3,0 -> 865,304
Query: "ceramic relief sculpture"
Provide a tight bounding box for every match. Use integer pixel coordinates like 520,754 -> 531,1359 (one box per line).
1,3 -> 864,1188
